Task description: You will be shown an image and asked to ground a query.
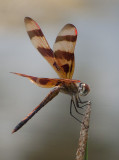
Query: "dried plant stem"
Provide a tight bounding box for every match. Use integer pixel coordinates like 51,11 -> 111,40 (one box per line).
75,103 -> 91,160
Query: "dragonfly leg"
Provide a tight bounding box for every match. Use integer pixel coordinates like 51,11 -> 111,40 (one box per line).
76,95 -> 91,109
70,99 -> 82,123
71,98 -> 84,116
70,100 -> 88,129
77,96 -> 88,104
69,97 -> 84,123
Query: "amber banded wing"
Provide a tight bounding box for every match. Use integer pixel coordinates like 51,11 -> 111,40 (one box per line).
53,24 -> 77,79
11,72 -> 81,88
24,17 -> 63,78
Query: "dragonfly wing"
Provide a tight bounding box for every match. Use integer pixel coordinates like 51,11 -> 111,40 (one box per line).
12,86 -> 60,133
24,17 -> 54,64
53,24 -> 77,79
24,17 -> 63,77
11,72 -> 62,88
11,72 -> 81,88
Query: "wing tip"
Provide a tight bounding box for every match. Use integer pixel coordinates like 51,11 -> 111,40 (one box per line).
64,24 -> 77,35
10,72 -> 29,78
24,17 -> 33,23
10,72 -> 17,75
10,72 -> 21,76
64,23 -> 76,28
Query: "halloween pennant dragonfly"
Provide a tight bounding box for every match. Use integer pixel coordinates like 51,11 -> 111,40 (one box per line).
12,17 -> 90,133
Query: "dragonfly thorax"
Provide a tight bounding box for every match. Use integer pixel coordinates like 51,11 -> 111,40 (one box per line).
60,82 -> 90,96
60,82 -> 78,95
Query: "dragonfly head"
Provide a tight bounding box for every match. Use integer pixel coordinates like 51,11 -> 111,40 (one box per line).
78,83 -> 90,96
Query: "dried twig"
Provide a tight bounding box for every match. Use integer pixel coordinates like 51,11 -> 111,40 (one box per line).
75,103 -> 91,160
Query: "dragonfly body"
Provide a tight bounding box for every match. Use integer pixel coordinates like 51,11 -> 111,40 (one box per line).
60,81 -> 78,95
12,17 -> 90,133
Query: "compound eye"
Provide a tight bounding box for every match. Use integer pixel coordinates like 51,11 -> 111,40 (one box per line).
83,84 -> 86,92
79,83 -> 90,96
78,83 -> 84,95
78,83 -> 83,91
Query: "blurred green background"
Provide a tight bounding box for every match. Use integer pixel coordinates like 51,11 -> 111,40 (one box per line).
0,0 -> 119,160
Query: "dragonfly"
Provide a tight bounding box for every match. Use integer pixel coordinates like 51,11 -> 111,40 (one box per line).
12,17 -> 90,133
